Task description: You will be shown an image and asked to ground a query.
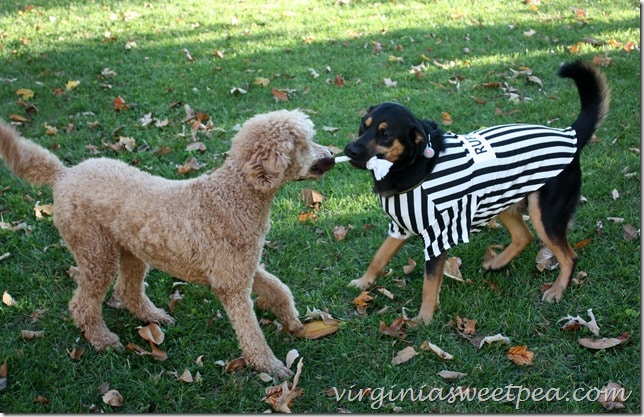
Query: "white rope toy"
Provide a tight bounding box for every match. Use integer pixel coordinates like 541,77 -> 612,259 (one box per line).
366,156 -> 393,181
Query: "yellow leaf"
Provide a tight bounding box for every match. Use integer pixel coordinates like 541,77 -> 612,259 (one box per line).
2,291 -> 16,307
65,80 -> 80,90
295,320 -> 339,340
16,88 -> 34,99
254,77 -> 270,87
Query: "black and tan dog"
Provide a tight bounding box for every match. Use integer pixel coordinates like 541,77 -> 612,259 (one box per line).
343,61 -> 610,324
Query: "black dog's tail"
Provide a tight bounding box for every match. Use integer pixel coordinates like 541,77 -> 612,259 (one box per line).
558,61 -> 610,149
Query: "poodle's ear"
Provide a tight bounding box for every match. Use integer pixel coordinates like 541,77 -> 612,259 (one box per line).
244,139 -> 293,192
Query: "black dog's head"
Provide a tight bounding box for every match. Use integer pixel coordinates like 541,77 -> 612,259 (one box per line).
343,102 -> 444,196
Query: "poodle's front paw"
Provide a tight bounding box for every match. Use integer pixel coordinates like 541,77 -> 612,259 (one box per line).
269,360 -> 294,381
284,318 -> 304,335
88,331 -> 123,352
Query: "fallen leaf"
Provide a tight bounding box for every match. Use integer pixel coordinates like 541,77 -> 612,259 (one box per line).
102,389 -> 124,407
526,75 -> 543,88
303,306 -> 337,325
572,237 -> 592,250
300,188 -> 324,209
579,332 -> 630,350
375,287 -> 394,300
523,29 -> 536,37
322,126 -> 340,134
34,202 -> 53,219
470,333 -> 510,349
622,224 -> 639,241
420,340 -> 454,360
229,86 -> 247,95
16,88 -> 35,99
353,291 -> 374,315
334,74 -> 345,87
10,114 -> 29,123
177,156 -> 201,174
34,395 -> 51,404
402,258 -> 416,274
296,320 -> 339,339
254,77 -> 270,87
383,78 -> 397,87
285,349 -> 300,369
66,80 -> 80,91
455,316 -> 477,336
598,381 -> 628,411
138,323 -> 164,345
178,369 -> 193,383
263,358 -> 304,413
44,123 -> 58,135
2,291 -> 16,307
224,357 -> 247,373
186,142 -> 207,152
271,88 -> 289,101
391,346 -> 418,365
437,370 -> 467,380
441,111 -> 453,126
68,346 -> 86,361
0,359 -> 7,377
536,246 -> 558,271
297,211 -> 317,222
113,96 -> 128,111
379,316 -> 414,340
507,345 -> 534,365
443,257 -> 463,281
150,344 -> 168,361
333,225 -> 348,241
611,189 -> 619,200
558,308 -> 600,336
20,330 -> 45,340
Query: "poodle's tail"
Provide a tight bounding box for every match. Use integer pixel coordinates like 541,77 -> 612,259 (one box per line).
0,121 -> 66,186
558,60 -> 610,150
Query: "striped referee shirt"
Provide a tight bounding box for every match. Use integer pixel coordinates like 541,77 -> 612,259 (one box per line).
381,124 -> 579,261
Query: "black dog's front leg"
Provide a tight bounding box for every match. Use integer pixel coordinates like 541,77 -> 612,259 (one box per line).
416,251 -> 447,325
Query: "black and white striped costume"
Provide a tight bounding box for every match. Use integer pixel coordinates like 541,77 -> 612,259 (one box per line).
381,124 -> 579,261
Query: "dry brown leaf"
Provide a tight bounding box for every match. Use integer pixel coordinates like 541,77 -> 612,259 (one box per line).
558,308 -> 600,336
68,346 -> 86,361
579,332 -> 630,350
333,225 -> 348,241
102,389 -> 124,407
379,316 -> 414,340
443,257 -> 463,281
622,224 -> 639,241
34,395 -> 51,404
20,330 -> 45,340
402,258 -> 416,274
598,381 -> 628,411
441,111 -> 453,126
263,358 -> 304,413
437,370 -> 467,380
455,315 -> 477,336
285,349 -> 300,369
224,357 -> 248,373
300,188 -> 325,209
507,345 -> 534,365
536,246 -> 558,271
353,291 -> 374,315
168,289 -> 183,313
113,96 -> 128,111
304,307 -> 337,325
186,142 -> 207,152
34,202 -> 53,219
138,323 -> 164,345
296,320 -> 339,340
420,340 -> 454,360
470,333 -> 510,349
297,211 -> 317,222
150,343 -> 168,361
178,369 -> 193,383
271,88 -> 289,101
375,286 -> 394,300
125,342 -> 151,356
391,346 -> 418,365
177,156 -> 200,174
2,291 -> 16,307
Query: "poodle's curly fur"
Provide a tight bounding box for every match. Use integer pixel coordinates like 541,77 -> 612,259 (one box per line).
0,110 -> 335,379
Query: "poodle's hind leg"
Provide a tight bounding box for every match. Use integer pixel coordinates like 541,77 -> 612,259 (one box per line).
113,248 -> 174,325
253,266 -> 303,334
67,239 -> 122,351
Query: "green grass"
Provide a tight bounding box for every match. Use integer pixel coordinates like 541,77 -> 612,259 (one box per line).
0,0 -> 640,413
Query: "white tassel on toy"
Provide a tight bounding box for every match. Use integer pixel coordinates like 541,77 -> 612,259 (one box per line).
366,156 -> 393,181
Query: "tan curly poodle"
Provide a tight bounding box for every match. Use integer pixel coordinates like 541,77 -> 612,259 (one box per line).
0,110 -> 335,379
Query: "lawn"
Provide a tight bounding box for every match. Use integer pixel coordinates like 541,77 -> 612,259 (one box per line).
0,0 -> 640,413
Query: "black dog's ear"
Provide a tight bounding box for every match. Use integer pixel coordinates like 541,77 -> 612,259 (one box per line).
410,118 -> 428,145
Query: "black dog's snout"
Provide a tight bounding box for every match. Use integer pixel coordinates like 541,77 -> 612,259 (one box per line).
344,142 -> 362,159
